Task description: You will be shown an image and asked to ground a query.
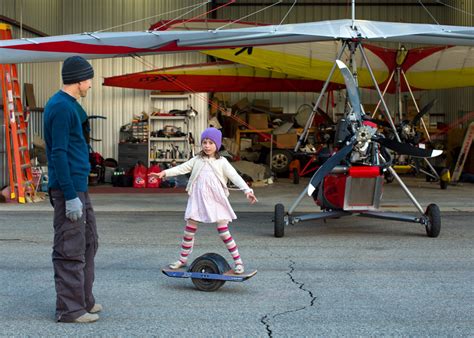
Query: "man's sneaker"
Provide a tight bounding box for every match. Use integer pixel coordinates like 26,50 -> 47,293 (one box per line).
169,260 -> 186,269
89,304 -> 103,314
73,313 -> 99,323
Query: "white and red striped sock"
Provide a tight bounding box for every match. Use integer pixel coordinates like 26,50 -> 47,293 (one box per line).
217,221 -> 243,266
178,220 -> 198,265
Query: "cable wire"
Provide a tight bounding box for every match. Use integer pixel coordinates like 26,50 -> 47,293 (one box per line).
278,0 -> 297,26
152,1 -> 213,31
418,0 -> 440,25
436,0 -> 474,18
94,1 -> 210,33
216,0 -> 283,30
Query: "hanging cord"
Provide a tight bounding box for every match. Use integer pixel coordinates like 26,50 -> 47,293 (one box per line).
152,0 -> 222,31
436,0 -> 474,18
153,0 -> 235,31
418,0 -> 440,25
215,0 -> 283,31
278,0 -> 297,26
93,1 -> 210,33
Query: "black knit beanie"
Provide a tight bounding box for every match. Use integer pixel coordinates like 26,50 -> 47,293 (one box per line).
62,56 -> 94,84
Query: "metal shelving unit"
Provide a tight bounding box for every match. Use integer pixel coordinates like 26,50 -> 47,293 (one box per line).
148,95 -> 192,167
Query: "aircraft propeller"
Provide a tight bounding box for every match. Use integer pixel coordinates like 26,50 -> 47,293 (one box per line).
307,60 -> 442,196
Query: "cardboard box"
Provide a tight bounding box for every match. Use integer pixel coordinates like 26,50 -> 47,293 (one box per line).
275,133 -> 297,149
253,99 -> 270,109
232,97 -> 250,111
270,107 -> 284,114
240,138 -> 252,151
247,114 -> 268,129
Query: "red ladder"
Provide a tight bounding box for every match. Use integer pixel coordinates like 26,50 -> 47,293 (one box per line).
0,23 -> 36,203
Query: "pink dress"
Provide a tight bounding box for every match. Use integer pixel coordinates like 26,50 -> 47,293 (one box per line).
184,162 -> 237,223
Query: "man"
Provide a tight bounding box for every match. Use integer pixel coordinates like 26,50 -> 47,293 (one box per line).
44,56 -> 101,323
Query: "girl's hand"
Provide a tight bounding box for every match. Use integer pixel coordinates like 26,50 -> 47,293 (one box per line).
246,192 -> 258,204
148,171 -> 166,179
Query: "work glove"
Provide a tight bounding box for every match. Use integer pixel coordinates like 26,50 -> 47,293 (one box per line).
65,197 -> 83,222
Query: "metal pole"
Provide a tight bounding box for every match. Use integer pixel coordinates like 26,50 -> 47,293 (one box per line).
380,154 -> 425,214
372,70 -> 394,118
288,186 -> 309,215
352,0 -> 356,28
401,70 -> 431,143
423,157 -> 440,179
397,66 -> 402,123
359,45 -> 401,142
269,133 -> 273,171
295,40 -> 348,150
386,165 -> 425,214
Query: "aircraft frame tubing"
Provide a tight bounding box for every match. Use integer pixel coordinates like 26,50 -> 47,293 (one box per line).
357,211 -> 427,225
289,210 -> 351,225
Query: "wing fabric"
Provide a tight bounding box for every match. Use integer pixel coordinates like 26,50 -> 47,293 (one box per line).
3,19 -> 474,64
102,61 -> 329,92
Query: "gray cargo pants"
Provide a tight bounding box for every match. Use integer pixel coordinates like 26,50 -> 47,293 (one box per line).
50,190 -> 99,322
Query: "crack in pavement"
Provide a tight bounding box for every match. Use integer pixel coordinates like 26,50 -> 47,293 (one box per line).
260,314 -> 273,337
260,259 -> 317,337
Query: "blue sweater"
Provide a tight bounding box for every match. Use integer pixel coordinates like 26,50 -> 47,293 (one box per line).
44,90 -> 90,200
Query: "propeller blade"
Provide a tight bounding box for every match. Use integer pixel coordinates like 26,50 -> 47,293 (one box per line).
411,98 -> 437,125
375,137 -> 443,158
336,60 -> 362,118
307,141 -> 355,196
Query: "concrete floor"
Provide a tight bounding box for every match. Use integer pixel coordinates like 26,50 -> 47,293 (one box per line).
0,177 -> 473,336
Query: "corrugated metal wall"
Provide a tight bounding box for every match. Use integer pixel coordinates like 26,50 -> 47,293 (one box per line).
1,0 -> 207,167
1,0 -> 473,182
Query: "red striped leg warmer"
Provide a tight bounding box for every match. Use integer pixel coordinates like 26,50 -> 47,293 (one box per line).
178,220 -> 198,264
217,221 -> 243,266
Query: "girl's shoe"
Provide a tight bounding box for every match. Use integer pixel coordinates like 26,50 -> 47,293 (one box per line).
169,260 -> 186,269
234,264 -> 244,274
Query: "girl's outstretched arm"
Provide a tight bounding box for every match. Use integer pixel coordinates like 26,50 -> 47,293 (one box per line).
164,156 -> 196,177
246,191 -> 258,204
222,158 -> 257,204
148,171 -> 166,179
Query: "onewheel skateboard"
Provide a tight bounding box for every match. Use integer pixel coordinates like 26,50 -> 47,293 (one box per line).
162,252 -> 257,291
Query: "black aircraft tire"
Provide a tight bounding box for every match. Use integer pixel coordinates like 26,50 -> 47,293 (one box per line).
190,258 -> 225,292
425,204 -> 441,238
274,203 -> 285,238
293,168 -> 300,184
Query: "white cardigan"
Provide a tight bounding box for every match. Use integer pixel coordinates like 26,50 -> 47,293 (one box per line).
164,156 -> 253,196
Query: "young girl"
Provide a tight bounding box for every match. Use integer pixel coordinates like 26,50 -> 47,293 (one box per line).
150,127 -> 257,274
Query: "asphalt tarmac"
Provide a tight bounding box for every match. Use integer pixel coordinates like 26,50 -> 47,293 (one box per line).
0,207 -> 473,336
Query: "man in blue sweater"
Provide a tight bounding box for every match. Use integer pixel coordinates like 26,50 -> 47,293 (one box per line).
44,56 -> 101,323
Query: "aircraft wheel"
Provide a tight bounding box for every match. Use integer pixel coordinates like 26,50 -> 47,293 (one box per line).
274,203 -> 285,238
293,168 -> 300,184
439,168 -> 450,190
190,258 -> 226,292
424,203 -> 441,238
267,149 -> 293,173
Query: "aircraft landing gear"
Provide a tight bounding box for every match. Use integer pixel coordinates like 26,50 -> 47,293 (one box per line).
424,203 -> 441,238
274,203 -> 286,238
439,168 -> 450,190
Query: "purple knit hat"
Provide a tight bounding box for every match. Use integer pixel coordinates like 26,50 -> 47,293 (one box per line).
201,127 -> 222,150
